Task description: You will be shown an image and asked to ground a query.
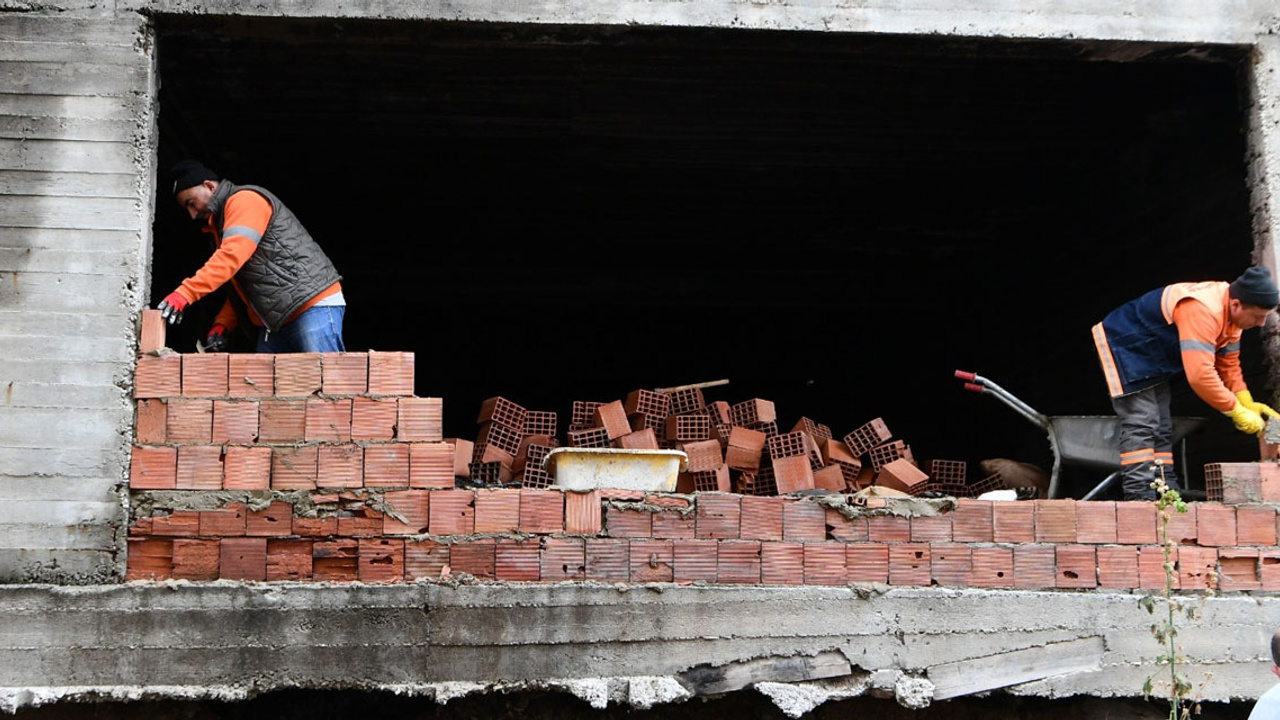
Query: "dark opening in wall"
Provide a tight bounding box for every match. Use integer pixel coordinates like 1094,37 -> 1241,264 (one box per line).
150,16 -> 1258,498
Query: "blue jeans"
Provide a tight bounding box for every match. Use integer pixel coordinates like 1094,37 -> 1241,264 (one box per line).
256,306 -> 346,353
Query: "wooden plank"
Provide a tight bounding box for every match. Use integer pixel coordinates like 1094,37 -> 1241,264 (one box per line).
0,116 -> 140,144
0,60 -> 147,96
0,138 -> 136,176
0,193 -> 142,230
928,636 -> 1106,700
0,227 -> 143,252
679,651 -> 852,696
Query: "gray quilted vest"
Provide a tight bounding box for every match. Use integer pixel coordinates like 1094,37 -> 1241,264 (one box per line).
207,181 -> 341,332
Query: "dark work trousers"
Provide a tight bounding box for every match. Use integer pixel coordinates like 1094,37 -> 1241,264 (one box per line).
1111,381 -> 1183,500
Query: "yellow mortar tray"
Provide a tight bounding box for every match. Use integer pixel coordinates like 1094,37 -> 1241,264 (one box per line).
543,447 -> 689,492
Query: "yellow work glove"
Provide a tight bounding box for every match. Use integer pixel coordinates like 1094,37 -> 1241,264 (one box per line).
1236,390 -> 1280,421
1225,401 -> 1266,436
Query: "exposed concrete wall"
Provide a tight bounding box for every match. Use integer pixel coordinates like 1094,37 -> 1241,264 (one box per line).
0,12 -> 157,583
0,583 -> 1276,713
1248,37 -> 1280,403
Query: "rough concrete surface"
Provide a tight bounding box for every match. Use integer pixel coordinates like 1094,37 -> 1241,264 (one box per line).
0,583 -> 1277,714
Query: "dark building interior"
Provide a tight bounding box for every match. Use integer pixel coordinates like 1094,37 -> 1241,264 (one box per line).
149,16 -> 1261,498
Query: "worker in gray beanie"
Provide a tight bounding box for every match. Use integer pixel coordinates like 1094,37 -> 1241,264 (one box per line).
157,159 -> 347,353
1091,266 -> 1279,500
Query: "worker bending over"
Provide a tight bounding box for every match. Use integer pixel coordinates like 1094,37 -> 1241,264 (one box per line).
157,160 -> 346,353
1092,266 -> 1279,500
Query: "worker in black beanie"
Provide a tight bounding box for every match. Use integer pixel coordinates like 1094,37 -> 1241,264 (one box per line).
1091,266 -> 1279,500
157,159 -> 347,353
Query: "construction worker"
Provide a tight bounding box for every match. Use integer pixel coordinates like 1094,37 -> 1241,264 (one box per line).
1249,628 -> 1280,719
156,160 -> 346,353
1092,266 -> 1280,500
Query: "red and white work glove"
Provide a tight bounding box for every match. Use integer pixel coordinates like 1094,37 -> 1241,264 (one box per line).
203,324 -> 229,352
157,291 -> 188,325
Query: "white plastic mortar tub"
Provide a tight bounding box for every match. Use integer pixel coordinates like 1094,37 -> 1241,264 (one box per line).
542,447 -> 689,492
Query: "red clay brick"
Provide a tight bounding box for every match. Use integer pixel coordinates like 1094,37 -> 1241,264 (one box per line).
139,308 -> 166,354
1076,501 -> 1118,544
953,500 -> 994,542
672,538 -> 717,583
358,537 -> 405,583
589,400 -> 627,440
889,543 -> 931,586
716,540 -> 761,583
275,353 -> 322,397
398,397 -> 443,442
469,488 -> 517,534
219,537 -> 267,580
520,489 -> 564,534
696,494 -> 741,539
152,510 -> 201,536
993,502 -> 1035,543
492,538 -> 540,581
130,445 -> 177,490
337,508 -> 384,537
135,399 -> 167,443
382,490 -> 430,535
606,506 -> 653,538
1034,499 -> 1077,543
617,428 -> 660,450
172,538 -> 220,581
199,503 -> 247,536
772,454 -> 815,494
846,544 -> 889,584
730,398 -> 776,427
312,538 -> 359,581
241,500 -> 290,537
1055,545 -> 1098,588
910,515 -> 953,542
352,397 -> 398,440
409,441 -> 455,489
181,353 -> 229,398
320,352 -> 368,396
970,546 -> 1014,587
740,496 -> 785,540
126,537 -> 173,580
364,444 -> 410,488
1196,504 -> 1237,547
680,439 -> 722,474
782,499 -> 826,541
266,538 -> 313,581
1116,502 -> 1158,544
541,537 -> 586,581
652,508 -> 696,539
316,444 -> 363,488
812,465 -> 845,492
867,515 -> 911,543
449,540 -> 495,580
930,543 -> 972,587
1236,506 -> 1278,545
826,508 -> 868,542
175,445 -> 222,490
630,539 -> 675,582
876,458 -> 928,495
1218,547 -> 1261,591
1097,545 -> 1139,588
1138,546 -> 1173,590
1178,546 -> 1218,590
228,354 -> 274,398
134,353 -> 182,399
258,399 -> 307,442
405,539 -> 450,581
210,400 -> 259,443
271,445 -> 318,490
367,351 -> 415,396
585,538 -> 630,582
428,490 -> 475,535
1163,504 -> 1198,545
166,398 -> 213,443
565,491 -> 602,535
305,397 -> 352,442
1261,549 -> 1280,591
292,515 -> 338,537
761,542 -> 805,585
1013,545 -> 1056,588
803,543 -> 847,585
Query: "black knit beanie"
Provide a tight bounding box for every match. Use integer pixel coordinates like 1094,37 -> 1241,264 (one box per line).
168,160 -> 218,196
1229,266 -> 1280,308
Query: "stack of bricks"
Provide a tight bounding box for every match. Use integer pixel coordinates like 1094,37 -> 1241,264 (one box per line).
468,396 -> 560,488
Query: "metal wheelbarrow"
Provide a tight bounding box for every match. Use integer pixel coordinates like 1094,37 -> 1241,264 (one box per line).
954,370 -> 1207,500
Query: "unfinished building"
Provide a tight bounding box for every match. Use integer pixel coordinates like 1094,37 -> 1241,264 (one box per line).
6,1 -> 1280,717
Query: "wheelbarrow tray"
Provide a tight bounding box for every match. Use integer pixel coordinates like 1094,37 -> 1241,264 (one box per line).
1048,415 -> 1207,472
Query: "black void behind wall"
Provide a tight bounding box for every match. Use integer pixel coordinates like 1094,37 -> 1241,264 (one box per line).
151,17 -> 1257,497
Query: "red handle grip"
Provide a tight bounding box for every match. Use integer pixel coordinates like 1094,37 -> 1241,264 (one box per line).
954,370 -> 976,382
963,382 -> 984,394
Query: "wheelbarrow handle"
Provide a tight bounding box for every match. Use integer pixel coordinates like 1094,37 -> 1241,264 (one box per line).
955,370 -> 977,382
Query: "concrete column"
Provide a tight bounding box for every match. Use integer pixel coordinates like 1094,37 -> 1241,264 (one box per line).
1246,36 -> 1280,399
